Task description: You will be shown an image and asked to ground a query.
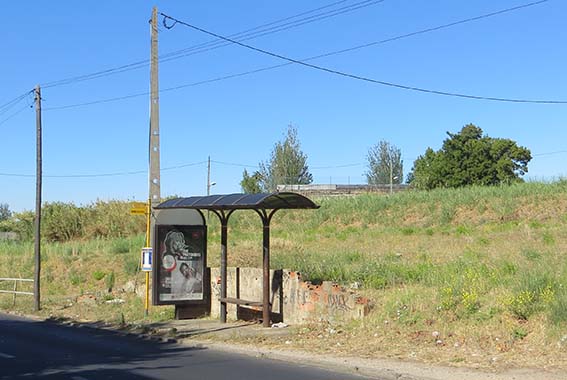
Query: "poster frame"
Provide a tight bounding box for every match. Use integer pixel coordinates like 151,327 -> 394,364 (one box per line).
152,224 -> 208,306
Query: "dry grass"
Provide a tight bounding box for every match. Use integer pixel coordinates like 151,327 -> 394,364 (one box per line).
1,181 -> 567,368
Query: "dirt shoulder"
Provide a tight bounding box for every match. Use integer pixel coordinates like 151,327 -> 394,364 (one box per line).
138,318 -> 567,380
183,337 -> 567,380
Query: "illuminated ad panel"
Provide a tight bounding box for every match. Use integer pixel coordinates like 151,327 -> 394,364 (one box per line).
154,225 -> 206,304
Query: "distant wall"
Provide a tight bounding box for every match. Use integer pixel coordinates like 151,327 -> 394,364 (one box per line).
277,183 -> 408,196
209,267 -> 370,324
0,232 -> 18,241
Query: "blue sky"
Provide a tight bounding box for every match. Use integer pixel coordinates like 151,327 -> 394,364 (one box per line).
1,0 -> 566,211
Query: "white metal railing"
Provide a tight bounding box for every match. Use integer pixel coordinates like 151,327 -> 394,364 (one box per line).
0,278 -> 34,305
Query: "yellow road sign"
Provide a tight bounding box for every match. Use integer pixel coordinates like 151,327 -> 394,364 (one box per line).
130,201 -> 148,215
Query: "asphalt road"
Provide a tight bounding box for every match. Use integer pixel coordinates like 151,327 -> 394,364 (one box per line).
0,313 -> 375,380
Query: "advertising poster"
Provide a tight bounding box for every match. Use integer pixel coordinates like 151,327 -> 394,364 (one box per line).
155,225 -> 206,303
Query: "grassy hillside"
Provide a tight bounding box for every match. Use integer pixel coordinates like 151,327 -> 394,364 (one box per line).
1,181 -> 567,368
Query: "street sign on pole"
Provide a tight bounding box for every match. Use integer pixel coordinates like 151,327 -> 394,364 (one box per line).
130,201 -> 148,215
141,247 -> 152,272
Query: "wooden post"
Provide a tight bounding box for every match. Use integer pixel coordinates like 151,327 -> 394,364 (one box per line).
34,85 -> 42,312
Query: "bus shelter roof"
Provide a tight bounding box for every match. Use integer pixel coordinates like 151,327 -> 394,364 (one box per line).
155,192 -> 319,211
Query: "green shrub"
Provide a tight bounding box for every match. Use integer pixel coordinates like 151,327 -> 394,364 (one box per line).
92,270 -> 106,281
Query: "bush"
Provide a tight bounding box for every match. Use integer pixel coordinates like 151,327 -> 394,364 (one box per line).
42,202 -> 86,242
92,270 -> 106,281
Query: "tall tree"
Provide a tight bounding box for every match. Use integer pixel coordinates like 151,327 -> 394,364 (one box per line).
0,203 -> 11,222
240,169 -> 262,194
366,141 -> 403,185
255,125 -> 313,192
409,124 -> 532,190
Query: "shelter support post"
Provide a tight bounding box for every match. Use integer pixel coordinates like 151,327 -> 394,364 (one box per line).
220,223 -> 228,323
262,222 -> 270,327
212,209 -> 233,324
257,208 -> 278,327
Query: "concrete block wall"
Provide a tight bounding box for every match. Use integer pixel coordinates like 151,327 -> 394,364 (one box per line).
209,267 -> 369,324
209,267 -> 283,322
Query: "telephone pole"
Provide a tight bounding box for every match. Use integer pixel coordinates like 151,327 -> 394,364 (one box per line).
149,6 -> 161,209
207,156 -> 211,195
34,85 -> 42,312
145,6 -> 160,315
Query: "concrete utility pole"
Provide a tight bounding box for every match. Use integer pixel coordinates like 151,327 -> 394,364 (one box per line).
34,85 -> 42,311
149,6 -> 161,210
146,6 -> 160,315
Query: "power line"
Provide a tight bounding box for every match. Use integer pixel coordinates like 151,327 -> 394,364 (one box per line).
211,159 -> 365,170
40,0 -> 381,89
533,150 -> 567,157
44,91 -> 149,111
0,160 -> 207,179
0,91 -> 33,116
311,163 -> 364,169
0,104 -> 31,127
159,0 -> 384,63
44,0 -> 560,111
161,1 -> 567,105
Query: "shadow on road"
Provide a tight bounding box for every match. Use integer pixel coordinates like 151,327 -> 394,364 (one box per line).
0,316 -> 206,379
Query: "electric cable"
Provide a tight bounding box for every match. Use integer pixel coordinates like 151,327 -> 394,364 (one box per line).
43,0 -> 560,111
160,1 -> 566,105
0,104 -> 31,127
0,91 -> 33,116
0,160 -> 207,179
40,0 -> 380,89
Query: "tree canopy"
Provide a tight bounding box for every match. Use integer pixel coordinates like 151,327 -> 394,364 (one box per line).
240,125 -> 313,193
240,169 -> 263,194
366,140 -> 403,185
409,124 -> 532,190
0,203 -> 11,222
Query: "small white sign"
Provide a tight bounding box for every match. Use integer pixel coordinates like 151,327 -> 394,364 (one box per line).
141,247 -> 153,272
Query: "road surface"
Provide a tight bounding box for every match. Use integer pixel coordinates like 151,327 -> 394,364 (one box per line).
0,313 -> 375,379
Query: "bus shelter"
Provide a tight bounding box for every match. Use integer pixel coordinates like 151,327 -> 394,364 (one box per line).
155,192 -> 319,327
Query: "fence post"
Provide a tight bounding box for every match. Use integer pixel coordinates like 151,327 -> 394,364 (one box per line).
12,280 -> 17,306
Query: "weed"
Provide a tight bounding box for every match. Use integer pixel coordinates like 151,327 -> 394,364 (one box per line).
542,232 -> 555,246
549,288 -> 567,325
111,239 -> 130,254
92,270 -> 106,281
69,269 -> 84,286
522,249 -> 541,261
105,271 -> 115,293
455,225 -> 471,235
512,327 -> 528,340
400,227 -> 416,236
123,255 -> 140,275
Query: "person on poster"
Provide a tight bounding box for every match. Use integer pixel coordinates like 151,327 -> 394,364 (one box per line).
179,262 -> 203,294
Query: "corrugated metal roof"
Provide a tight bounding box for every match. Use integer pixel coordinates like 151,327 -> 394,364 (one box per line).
155,192 -> 319,210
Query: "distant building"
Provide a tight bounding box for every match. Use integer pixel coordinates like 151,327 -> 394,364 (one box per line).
277,183 -> 408,196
